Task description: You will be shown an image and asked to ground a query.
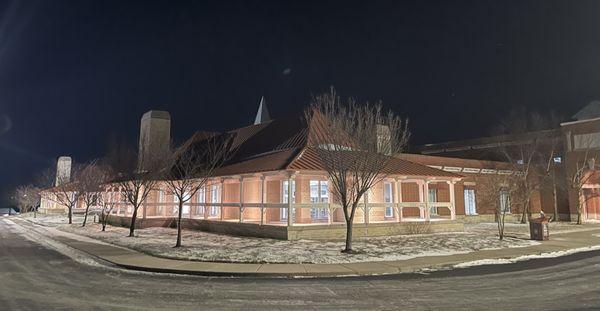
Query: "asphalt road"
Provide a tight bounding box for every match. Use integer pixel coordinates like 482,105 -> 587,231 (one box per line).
1,219 -> 600,310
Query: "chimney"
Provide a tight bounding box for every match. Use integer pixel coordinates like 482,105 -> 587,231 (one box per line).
376,124 -> 391,155
55,156 -> 72,186
138,110 -> 170,169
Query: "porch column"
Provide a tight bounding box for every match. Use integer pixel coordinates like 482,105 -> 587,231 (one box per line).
448,181 -> 456,220
327,177 -> 333,225
395,179 -> 402,222
220,179 -> 225,221
287,174 -> 294,227
203,184 -> 208,220
239,177 -> 244,223
418,181 -> 424,219
424,181 -> 431,221
260,175 -> 265,225
364,191 -> 370,224
142,202 -> 147,219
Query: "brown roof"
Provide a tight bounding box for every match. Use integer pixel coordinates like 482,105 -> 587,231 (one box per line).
288,148 -> 461,178
182,115 -> 460,179
397,153 -> 513,170
215,148 -> 301,176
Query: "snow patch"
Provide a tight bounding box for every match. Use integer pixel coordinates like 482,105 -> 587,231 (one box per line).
454,245 -> 600,268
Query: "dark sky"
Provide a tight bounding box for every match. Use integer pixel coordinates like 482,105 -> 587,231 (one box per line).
1,0 -> 599,203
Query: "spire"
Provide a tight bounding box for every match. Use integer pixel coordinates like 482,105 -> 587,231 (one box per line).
254,96 -> 271,125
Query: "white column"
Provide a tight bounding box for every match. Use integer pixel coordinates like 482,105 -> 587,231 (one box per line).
395,179 -> 402,222
260,176 -> 265,225
239,178 -> 244,223
203,185 -> 208,220
287,174 -> 294,227
364,191 -> 370,224
417,181 -> 424,219
448,181 -> 456,220
327,178 -> 333,225
424,181 -> 430,221
220,179 -> 225,221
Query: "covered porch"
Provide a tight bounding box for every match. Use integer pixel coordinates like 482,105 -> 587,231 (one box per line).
111,170 -> 459,228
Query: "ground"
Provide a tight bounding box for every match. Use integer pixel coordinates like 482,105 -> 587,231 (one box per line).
24,213 -> 593,264
3,218 -> 600,310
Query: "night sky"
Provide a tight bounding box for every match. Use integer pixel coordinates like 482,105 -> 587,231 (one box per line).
1,0 -> 600,203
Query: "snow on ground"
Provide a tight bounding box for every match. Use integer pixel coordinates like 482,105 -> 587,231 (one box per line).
26,214 -> 599,264
453,245 -> 600,268
22,214 -> 87,226
50,222 -> 538,264
465,222 -> 598,238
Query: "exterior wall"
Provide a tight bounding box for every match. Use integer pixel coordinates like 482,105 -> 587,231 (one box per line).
397,153 -> 563,222
562,118 -> 600,221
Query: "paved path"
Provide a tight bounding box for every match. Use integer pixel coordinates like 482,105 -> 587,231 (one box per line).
11,218 -> 600,277
2,218 -> 600,310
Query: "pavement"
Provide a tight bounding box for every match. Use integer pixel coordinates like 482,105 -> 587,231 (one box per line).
10,217 -> 600,277
4,218 -> 600,310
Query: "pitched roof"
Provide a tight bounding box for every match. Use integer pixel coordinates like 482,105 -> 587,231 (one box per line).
573,100 -> 600,121
184,115 -> 460,179
288,148 -> 461,178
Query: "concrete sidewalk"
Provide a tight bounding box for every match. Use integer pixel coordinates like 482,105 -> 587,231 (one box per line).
13,218 -> 600,277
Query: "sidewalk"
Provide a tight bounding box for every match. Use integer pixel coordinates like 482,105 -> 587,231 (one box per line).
13,218 -> 600,277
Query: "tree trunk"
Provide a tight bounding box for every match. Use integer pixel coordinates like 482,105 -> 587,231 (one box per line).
343,219 -> 353,253
68,206 -> 73,224
175,200 -> 184,248
129,204 -> 139,237
82,204 -> 90,227
520,196 -> 531,224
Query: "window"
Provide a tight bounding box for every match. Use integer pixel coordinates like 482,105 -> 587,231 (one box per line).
464,188 -> 477,215
281,180 -> 296,220
310,180 -> 329,220
574,133 -> 600,150
499,189 -> 510,213
210,185 -> 220,217
428,188 -> 438,216
384,182 -> 394,218
553,156 -> 562,163
157,190 -> 165,215
196,187 -> 205,216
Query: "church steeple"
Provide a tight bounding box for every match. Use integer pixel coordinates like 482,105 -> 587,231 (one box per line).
253,96 -> 271,125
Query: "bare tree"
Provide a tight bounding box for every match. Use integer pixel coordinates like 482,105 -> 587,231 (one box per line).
13,185 -> 41,217
493,108 -> 561,223
78,161 -> 115,227
44,164 -> 83,224
98,187 -> 118,231
163,134 -> 234,247
306,87 -> 410,253
108,142 -> 165,237
478,173 -> 522,240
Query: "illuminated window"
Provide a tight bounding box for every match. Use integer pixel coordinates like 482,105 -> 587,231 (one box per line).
310,180 -> 329,220
384,182 -> 394,217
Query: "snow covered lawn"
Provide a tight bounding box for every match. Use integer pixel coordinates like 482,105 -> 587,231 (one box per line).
28,214 -> 599,264
54,222 -> 539,264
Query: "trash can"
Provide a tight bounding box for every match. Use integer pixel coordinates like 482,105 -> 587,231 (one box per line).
529,216 -> 550,241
